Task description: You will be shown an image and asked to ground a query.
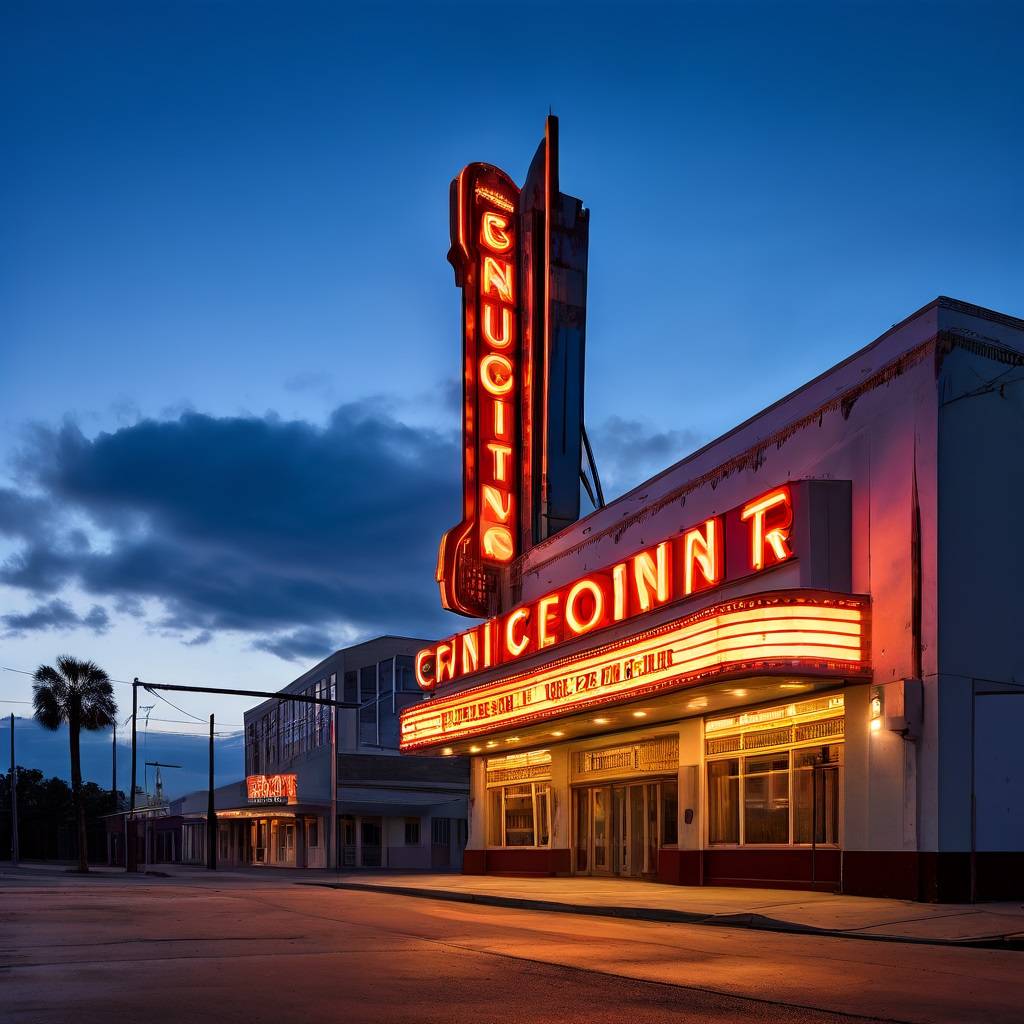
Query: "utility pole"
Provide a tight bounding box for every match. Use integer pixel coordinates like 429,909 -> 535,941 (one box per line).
329,697 -> 337,871
10,714 -> 19,866
127,680 -> 138,872
122,677 -> 356,873
207,713 -> 216,871
111,722 -> 117,799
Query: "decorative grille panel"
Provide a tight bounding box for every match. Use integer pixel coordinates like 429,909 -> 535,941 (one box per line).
794,717 -> 845,743
705,735 -> 742,755
573,735 -> 678,779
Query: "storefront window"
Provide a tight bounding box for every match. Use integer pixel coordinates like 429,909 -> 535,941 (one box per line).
488,783 -> 551,847
708,745 -> 843,846
707,758 -> 740,844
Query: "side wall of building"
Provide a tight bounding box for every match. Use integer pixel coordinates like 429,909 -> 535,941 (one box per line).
935,336 -> 1024,899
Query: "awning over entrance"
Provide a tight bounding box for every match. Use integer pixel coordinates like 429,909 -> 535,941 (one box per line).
401,590 -> 870,756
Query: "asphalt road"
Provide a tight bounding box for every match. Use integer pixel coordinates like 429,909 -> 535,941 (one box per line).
2,872 -> 1022,1024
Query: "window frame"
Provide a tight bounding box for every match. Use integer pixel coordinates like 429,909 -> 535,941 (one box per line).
705,742 -> 843,849
487,782 -> 553,849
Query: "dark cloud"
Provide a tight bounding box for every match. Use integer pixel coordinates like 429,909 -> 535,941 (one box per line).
0,403 -> 692,658
0,487 -> 55,541
1,402 -> 460,654
1,598 -> 111,637
588,415 -> 704,498
251,627 -> 337,663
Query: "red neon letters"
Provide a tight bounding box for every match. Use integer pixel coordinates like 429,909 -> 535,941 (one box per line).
246,773 -> 298,805
436,165 -> 523,616
417,484 -> 796,690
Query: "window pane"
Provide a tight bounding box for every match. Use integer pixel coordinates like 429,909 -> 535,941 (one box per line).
396,655 -> 418,691
343,671 -> 358,704
592,788 -> 609,868
707,759 -> 739,844
359,665 -> 376,703
359,666 -> 378,745
503,784 -> 535,846
744,754 -> 790,844
661,780 -> 678,846
404,818 -> 420,846
488,789 -> 503,846
535,785 -> 550,847
378,658 -> 394,695
793,745 -> 842,844
575,791 -> 589,872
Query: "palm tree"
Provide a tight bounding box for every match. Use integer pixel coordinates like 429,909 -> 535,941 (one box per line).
33,656 -> 118,872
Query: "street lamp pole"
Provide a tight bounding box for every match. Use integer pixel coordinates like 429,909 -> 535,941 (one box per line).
207,714 -> 217,870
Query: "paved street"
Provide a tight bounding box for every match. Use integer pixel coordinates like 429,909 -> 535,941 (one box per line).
3,871 -> 1023,1023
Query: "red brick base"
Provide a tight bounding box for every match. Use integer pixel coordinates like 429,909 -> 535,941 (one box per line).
467,848 -> 1024,901
463,848 -> 572,876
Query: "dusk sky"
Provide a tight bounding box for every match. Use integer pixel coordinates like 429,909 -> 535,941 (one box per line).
2,1 -> 1021,750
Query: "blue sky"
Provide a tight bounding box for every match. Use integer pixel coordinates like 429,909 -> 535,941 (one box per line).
1,1 -> 1021,770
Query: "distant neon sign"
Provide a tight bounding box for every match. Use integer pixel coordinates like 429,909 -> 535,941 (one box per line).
246,773 -> 298,805
400,591 -> 869,751
417,483 -> 798,692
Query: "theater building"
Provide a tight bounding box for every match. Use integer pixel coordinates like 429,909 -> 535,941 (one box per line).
398,122 -> 1023,902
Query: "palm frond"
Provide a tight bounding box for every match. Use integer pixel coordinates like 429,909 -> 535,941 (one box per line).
32,683 -> 65,730
33,656 -> 119,732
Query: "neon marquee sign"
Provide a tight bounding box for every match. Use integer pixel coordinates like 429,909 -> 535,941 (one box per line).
437,165 -> 523,617
417,483 -> 798,692
400,591 -> 869,752
246,773 -> 298,805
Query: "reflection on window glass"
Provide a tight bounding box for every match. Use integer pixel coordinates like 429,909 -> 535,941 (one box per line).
502,785 -> 535,846
343,671 -> 358,704
488,783 -> 551,847
793,745 -> 842,845
359,665 -> 376,703
358,665 -> 378,746
708,759 -> 740,844
378,659 -> 394,695
743,754 -> 790,844
396,655 -> 418,691
661,780 -> 679,846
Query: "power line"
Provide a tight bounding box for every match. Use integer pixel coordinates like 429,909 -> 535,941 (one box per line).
144,686 -> 207,723
0,699 -> 241,729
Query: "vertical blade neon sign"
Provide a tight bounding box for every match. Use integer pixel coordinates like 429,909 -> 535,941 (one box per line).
437,164 -> 522,617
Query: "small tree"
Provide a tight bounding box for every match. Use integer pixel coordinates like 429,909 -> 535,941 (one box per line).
33,656 -> 118,872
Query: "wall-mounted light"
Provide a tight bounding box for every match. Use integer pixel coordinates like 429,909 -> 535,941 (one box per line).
870,688 -> 883,734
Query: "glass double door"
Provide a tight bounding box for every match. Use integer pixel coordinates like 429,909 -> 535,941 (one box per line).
575,782 -> 661,878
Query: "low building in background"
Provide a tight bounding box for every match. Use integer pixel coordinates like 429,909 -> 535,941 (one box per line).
174,636 -> 469,870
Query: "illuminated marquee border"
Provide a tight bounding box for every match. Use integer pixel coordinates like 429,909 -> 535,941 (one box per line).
400,590 -> 870,751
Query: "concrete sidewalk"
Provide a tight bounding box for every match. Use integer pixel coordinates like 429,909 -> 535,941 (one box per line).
309,871 -> 1024,949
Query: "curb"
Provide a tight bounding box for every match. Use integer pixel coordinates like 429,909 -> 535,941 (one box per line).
303,880 -> 1024,951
